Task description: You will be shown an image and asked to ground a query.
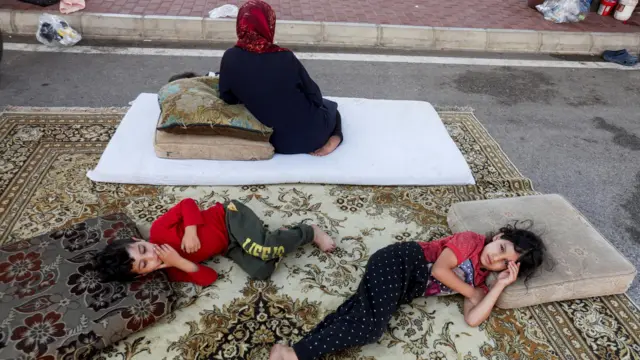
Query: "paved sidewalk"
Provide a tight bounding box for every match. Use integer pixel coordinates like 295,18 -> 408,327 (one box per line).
1,0 -> 638,33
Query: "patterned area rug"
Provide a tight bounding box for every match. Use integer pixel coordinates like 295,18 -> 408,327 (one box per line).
1,107 -> 639,360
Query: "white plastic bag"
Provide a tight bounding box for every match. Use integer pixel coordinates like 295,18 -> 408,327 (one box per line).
36,13 -> 82,46
209,4 -> 239,18
60,0 -> 86,14
536,0 -> 591,23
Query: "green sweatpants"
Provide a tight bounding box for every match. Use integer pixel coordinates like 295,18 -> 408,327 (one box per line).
224,200 -> 314,280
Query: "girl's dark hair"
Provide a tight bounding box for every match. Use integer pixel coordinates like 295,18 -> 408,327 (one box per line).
487,220 -> 548,284
168,72 -> 199,83
92,238 -> 137,282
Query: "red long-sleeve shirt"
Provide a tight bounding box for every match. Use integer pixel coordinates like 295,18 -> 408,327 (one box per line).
149,198 -> 228,286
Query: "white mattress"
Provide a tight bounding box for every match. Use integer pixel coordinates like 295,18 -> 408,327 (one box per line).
87,93 -> 475,186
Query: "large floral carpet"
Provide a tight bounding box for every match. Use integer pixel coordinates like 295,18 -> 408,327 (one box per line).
0,106 -> 639,360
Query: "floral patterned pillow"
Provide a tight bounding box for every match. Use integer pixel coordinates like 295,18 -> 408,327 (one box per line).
157,76 -> 273,141
0,214 -> 176,360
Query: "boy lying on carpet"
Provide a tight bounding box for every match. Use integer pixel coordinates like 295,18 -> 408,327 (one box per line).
269,222 -> 546,360
93,198 -> 336,286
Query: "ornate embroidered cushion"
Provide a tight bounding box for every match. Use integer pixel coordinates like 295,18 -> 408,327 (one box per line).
447,194 -> 636,309
0,214 -> 176,360
157,76 -> 273,141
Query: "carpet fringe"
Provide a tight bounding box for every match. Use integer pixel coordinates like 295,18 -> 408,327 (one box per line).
433,105 -> 475,112
623,293 -> 640,310
1,106 -> 129,115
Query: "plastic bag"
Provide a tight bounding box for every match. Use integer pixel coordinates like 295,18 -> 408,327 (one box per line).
36,13 -> 82,47
209,4 -> 239,18
60,0 -> 86,14
536,0 -> 591,23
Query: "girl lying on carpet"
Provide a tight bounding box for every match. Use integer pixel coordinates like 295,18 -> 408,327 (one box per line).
269,222 -> 546,360
93,198 -> 336,286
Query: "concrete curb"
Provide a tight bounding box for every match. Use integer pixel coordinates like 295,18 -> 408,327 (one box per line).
2,10 -> 640,55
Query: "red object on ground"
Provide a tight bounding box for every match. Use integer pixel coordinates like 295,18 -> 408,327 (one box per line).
149,198 -> 229,287
599,0 -> 618,15
418,231 -> 490,293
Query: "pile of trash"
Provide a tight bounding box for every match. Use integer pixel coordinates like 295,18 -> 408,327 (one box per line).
536,0 -> 591,23
36,13 -> 82,46
535,0 -> 638,23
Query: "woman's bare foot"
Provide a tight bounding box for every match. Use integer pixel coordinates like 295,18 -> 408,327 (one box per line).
269,344 -> 299,360
311,224 -> 336,252
310,135 -> 341,156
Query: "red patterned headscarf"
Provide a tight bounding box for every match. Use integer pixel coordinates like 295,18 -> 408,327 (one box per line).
235,0 -> 289,54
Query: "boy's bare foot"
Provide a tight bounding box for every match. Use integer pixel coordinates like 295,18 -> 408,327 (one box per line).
269,344 -> 299,360
310,135 -> 341,157
311,224 -> 336,253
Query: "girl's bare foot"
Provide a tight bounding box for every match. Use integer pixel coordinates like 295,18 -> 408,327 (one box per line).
310,135 -> 341,156
269,344 -> 299,360
311,224 -> 336,253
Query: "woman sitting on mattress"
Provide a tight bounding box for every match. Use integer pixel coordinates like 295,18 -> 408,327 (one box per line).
218,0 -> 343,156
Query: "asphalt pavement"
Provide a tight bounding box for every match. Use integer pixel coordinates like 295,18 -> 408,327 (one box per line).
1,44 -> 639,302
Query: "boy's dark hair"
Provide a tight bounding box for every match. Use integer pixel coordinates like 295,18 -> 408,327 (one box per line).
168,72 -> 199,83
92,238 -> 137,282
487,220 -> 549,285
